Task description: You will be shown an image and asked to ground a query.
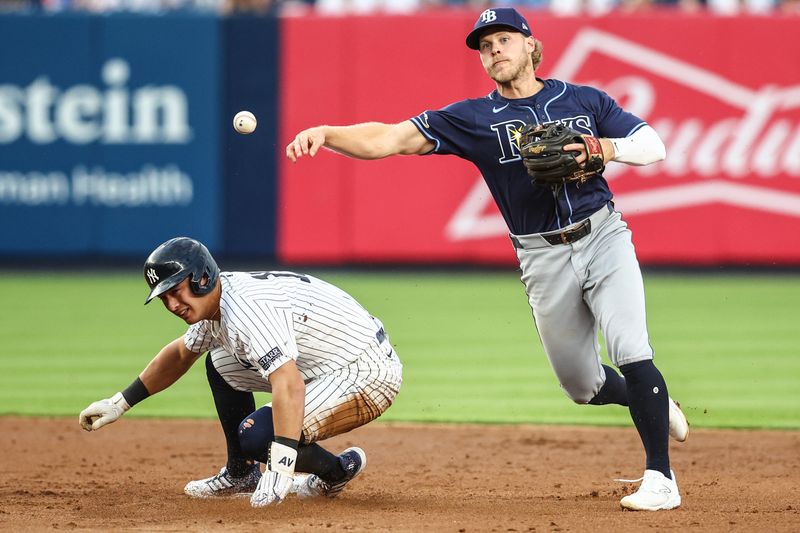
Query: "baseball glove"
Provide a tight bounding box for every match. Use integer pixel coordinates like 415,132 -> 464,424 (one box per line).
518,123 -> 605,187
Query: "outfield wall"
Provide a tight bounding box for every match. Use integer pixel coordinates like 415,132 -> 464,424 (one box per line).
278,12 -> 800,266
1,12 -> 798,265
0,14 -> 278,257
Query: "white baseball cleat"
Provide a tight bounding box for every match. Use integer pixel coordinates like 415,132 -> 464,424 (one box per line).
293,447 -> 367,499
668,397 -> 689,442
184,464 -> 261,498
292,473 -> 327,499
619,469 -> 681,511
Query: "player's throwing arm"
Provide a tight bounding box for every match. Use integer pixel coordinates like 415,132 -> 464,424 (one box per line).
286,122 -> 434,162
286,126 -> 328,161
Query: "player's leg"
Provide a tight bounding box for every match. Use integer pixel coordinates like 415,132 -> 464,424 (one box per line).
300,328 -> 401,443
236,404 -> 359,496
582,215 -> 669,471
237,336 -> 400,499
205,351 -> 258,475
514,215 -> 655,408
617,358 -> 681,510
587,364 -> 628,406
236,404 -> 342,478
572,217 -> 686,434
184,348 -> 270,498
294,338 -> 402,498
515,243 -> 611,404
581,212 -> 681,510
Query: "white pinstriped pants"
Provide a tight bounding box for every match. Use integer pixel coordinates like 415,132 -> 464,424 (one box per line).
209,334 -> 402,444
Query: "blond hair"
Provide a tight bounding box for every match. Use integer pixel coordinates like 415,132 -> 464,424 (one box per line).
531,39 -> 543,71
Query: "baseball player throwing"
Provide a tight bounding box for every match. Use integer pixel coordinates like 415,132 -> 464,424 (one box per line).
79,237 -> 402,507
286,7 -> 688,511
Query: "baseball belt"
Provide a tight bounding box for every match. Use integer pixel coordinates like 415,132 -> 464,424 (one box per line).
510,202 -> 614,249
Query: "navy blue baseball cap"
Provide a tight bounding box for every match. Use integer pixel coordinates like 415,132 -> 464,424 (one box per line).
466,8 -> 533,50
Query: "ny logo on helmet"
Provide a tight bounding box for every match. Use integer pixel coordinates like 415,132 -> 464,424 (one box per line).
146,268 -> 159,284
480,9 -> 497,23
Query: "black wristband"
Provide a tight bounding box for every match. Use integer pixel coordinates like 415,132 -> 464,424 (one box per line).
274,436 -> 300,450
121,377 -> 150,407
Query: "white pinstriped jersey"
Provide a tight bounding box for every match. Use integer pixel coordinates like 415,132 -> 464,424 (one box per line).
184,271 -> 391,387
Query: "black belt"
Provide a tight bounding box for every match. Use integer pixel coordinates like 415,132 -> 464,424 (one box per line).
542,220 -> 591,245
510,220 -> 590,248
511,203 -> 613,248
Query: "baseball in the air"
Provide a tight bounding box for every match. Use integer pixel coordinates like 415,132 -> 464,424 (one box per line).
233,111 -> 257,134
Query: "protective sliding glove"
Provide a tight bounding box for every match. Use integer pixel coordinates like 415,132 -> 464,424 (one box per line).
518,123 -> 605,188
79,392 -> 130,431
250,440 -> 297,508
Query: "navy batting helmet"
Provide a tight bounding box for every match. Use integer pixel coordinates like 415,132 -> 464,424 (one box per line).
143,237 -> 220,304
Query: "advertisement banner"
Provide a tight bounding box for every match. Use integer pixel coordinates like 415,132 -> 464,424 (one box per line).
278,13 -> 800,265
0,15 -> 221,255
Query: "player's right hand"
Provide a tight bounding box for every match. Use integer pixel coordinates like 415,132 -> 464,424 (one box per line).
250,470 -> 293,507
250,440 -> 298,507
286,127 -> 326,163
79,392 -> 130,431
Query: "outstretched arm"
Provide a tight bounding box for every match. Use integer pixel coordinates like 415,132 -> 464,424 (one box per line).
286,120 -> 435,162
78,337 -> 202,431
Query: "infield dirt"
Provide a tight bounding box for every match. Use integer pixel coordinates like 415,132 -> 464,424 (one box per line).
1,417 -> 798,532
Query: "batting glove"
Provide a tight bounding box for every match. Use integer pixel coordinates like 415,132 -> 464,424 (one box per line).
250,441 -> 297,508
79,392 -> 130,431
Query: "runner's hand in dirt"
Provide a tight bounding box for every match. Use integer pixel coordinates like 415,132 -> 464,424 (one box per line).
79,392 -> 130,431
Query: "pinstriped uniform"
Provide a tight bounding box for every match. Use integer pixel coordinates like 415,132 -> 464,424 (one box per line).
184,271 -> 402,444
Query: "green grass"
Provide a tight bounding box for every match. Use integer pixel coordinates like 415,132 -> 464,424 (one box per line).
0,271 -> 798,429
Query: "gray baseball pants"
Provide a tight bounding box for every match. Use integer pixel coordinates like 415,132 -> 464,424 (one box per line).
511,204 -> 654,403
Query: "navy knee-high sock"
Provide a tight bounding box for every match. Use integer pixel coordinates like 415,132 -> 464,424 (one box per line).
237,406 -> 346,483
589,364 -> 629,406
297,444 -> 348,483
205,354 -> 256,476
619,360 -> 671,479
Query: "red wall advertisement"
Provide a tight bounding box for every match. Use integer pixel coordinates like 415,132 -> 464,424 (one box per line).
278,12 -> 800,265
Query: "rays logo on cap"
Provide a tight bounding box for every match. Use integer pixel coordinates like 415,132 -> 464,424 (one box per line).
466,7 -> 533,50
480,9 -> 497,23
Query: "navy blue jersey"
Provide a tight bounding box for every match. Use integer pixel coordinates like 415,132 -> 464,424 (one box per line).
410,79 -> 647,235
